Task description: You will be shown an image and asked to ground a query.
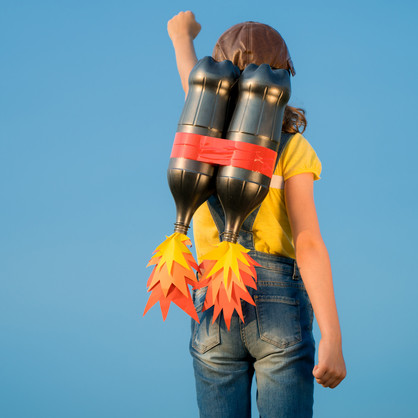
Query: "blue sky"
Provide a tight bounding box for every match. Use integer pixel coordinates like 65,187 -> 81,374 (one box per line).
1,0 -> 417,417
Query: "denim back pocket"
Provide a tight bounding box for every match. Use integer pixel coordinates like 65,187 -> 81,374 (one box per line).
191,288 -> 221,354
254,294 -> 302,349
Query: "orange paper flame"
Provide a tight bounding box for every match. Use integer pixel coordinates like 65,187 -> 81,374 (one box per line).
195,241 -> 260,330
144,232 -> 200,322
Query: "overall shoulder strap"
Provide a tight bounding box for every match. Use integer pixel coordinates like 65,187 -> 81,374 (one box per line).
276,132 -> 292,161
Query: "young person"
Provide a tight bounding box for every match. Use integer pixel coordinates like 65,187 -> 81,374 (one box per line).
167,11 -> 346,417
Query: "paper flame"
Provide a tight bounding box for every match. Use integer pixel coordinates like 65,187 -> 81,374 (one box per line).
195,241 -> 259,330
143,232 -> 200,322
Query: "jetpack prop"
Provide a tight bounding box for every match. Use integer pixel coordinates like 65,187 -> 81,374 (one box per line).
144,56 -> 291,329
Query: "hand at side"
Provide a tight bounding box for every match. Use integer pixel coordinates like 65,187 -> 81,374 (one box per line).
313,337 -> 347,388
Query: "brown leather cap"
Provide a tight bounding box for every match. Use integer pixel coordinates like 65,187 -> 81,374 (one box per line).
212,21 -> 295,75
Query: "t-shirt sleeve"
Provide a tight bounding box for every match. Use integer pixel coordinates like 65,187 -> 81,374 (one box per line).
280,133 -> 322,181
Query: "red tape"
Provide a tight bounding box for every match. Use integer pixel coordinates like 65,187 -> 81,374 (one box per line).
170,132 -> 277,178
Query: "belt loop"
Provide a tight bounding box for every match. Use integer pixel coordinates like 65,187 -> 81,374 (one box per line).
292,260 -> 298,280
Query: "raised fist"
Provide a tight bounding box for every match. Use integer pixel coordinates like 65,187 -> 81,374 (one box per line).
167,11 -> 201,42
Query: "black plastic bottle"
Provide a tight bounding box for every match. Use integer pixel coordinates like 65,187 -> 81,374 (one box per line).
216,64 -> 291,243
167,56 -> 240,234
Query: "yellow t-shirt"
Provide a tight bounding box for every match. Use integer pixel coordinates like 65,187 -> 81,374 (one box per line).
192,133 -> 322,263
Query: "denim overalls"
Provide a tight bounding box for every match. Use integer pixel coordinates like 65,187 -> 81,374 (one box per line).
189,134 -> 316,418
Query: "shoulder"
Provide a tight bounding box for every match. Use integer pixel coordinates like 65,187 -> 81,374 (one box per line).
277,132 -> 322,181
283,132 -> 318,157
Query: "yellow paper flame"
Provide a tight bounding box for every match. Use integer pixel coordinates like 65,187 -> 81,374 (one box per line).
144,232 -> 199,322
196,241 -> 259,330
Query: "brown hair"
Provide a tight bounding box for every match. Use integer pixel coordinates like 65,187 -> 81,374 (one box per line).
283,106 -> 307,134
212,21 -> 295,75
213,22 -> 307,134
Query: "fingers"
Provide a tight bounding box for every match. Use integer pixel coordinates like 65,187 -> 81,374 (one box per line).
168,11 -> 197,27
313,364 -> 346,389
184,10 -> 195,19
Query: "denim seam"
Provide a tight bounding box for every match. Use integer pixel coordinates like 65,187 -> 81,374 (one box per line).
195,301 -> 204,312
257,281 -> 306,290
258,265 -> 299,273
256,265 -> 301,278
255,295 -> 300,304
248,250 -> 296,262
239,317 -> 248,350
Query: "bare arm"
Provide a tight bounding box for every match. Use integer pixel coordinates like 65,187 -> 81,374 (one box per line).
285,173 -> 346,388
167,11 -> 200,96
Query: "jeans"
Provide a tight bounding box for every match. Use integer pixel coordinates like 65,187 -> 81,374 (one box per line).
189,251 -> 315,418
